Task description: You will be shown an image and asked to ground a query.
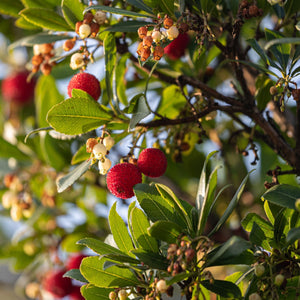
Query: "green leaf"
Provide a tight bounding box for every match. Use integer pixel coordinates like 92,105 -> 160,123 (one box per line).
61,0 -> 86,29
126,0 -> 153,14
80,256 -> 141,288
35,74 -> 64,128
0,0 -> 23,17
85,5 -> 154,18
21,0 -> 55,9
205,236 -> 253,267
105,20 -> 154,32
134,184 -> 176,223
208,170 -> 252,237
265,37 -> 300,50
24,127 -> 53,143
148,220 -> 183,244
156,85 -> 186,119
101,253 -> 141,265
81,284 -> 114,300
200,280 -> 241,299
286,227 -> 300,246
114,54 -> 129,105
71,144 -> 90,165
159,0 -> 174,17
262,184 -> 300,209
274,208 -> 287,245
129,207 -> 159,253
241,212 -> 273,239
131,248 -> 169,270
255,74 -> 273,110
249,222 -> 271,251
247,39 -> 275,67
64,269 -> 89,283
0,137 -> 29,161
20,7 -> 72,31
109,202 -> 134,257
9,33 -> 70,49
57,159 -> 93,193
103,32 -> 116,101
15,16 -> 41,30
47,97 -> 112,135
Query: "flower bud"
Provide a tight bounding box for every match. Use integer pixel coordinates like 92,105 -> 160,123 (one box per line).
167,26 -> 179,40
249,293 -> 261,300
143,36 -> 153,48
156,279 -> 168,293
10,204 -> 23,222
98,158 -> 112,175
86,138 -> 98,153
109,291 -> 117,300
94,11 -> 107,25
79,24 -> 91,39
93,143 -> 107,160
163,17 -> 174,29
153,45 -> 164,60
70,53 -> 85,70
254,265 -> 265,277
274,274 -> 285,286
103,136 -> 115,150
63,39 -> 76,51
118,289 -> 127,300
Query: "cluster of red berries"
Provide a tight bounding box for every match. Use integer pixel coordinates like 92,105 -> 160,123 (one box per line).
67,72 -> 101,101
136,15 -> 189,62
26,253 -> 87,299
1,70 -> 36,105
239,0 -> 263,19
31,43 -> 56,75
106,148 -> 168,199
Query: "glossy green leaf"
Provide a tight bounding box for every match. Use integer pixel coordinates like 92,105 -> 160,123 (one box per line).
114,54 -> 129,105
47,97 -> 112,135
241,212 -> 273,239
0,0 -> 24,17
0,137 -> 29,161
286,227 -> 300,246
126,0 -> 153,14
265,37 -> 300,50
274,208 -> 287,245
71,144 -> 90,165
148,220 -> 182,244
255,74 -> 273,110
61,0 -> 86,29
24,127 -> 53,143
80,256 -> 141,288
249,222 -> 271,251
131,248 -> 169,270
105,20 -> 154,32
200,280 -> 241,299
247,39 -> 275,67
134,184 -> 175,223
15,16 -> 41,30
159,0 -> 174,17
101,253 -> 140,265
129,207 -> 158,253
208,170 -> 252,237
109,202 -> 134,257
35,74 -> 64,128
57,159 -> 93,193
205,236 -> 253,267
81,284 -> 114,300
21,0 -> 55,8
64,269 -> 88,283
20,8 -> 72,31
84,5 -> 154,18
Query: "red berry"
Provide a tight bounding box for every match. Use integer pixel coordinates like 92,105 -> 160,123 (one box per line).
42,269 -> 73,298
1,71 -> 35,104
69,285 -> 85,300
164,33 -> 190,60
106,163 -> 142,199
137,148 -> 167,177
66,253 -> 87,270
67,72 -> 101,101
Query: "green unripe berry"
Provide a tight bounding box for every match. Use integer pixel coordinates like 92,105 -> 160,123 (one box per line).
249,293 -> 261,300
254,265 -> 265,277
274,274 -> 285,286
269,86 -> 278,96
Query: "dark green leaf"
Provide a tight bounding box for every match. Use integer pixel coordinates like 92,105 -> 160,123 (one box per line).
20,8 -> 72,31
64,269 -> 89,283
80,257 -> 141,288
84,5 -> 154,18
47,97 -> 112,135
274,208 -> 286,245
262,184 -> 300,209
159,0 -> 174,17
61,0 -> 86,28
109,202 -> 135,257
255,74 -> 273,110
148,220 -> 183,244
114,54 -> 129,105
0,0 -> 23,17
81,284 -> 114,300
57,159 -> 93,193
249,222 -> 271,251
200,280 -> 241,298
126,0 -> 153,14
286,227 -> 300,246
105,20 -> 154,32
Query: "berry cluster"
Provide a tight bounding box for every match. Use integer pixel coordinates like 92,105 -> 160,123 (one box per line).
239,0 -> 263,19
25,253 -> 87,299
106,148 -> 168,199
2,173 -> 35,221
31,43 -> 56,75
1,70 -> 36,105
86,135 -> 115,175
136,15 -> 189,62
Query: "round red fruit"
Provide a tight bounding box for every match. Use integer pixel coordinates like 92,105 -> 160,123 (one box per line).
106,163 -> 142,199
137,148 -> 167,177
42,269 -> 73,298
2,71 -> 36,104
164,33 -> 190,60
67,72 -> 101,101
66,253 -> 87,270
69,285 -> 85,300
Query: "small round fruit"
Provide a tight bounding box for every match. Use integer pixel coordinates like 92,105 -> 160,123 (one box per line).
93,143 -> 107,160
164,33 -> 190,60
143,36 -> 153,48
118,289 -> 128,300
70,53 -> 85,70
2,71 -> 36,104
140,48 -> 151,62
66,253 -> 87,270
86,138 -> 98,153
99,158 -> 112,175
2,190 -> 18,209
83,11 -> 94,24
163,17 -> 174,29
10,204 -> 23,222
109,291 -> 117,300
269,86 -> 278,95
156,279 -> 168,293
90,22 -> 100,37
166,25 -> 179,40
137,148 -> 167,177
106,163 -> 142,199
64,39 -> 76,52
103,136 -> 115,150
249,293 -> 261,300
254,265 -> 265,277
42,269 -> 73,298
78,24 -> 91,39
153,45 -> 164,60
138,26 -> 148,39
68,72 -> 101,101
152,30 -> 162,42
274,274 -> 285,286
94,10 -> 107,25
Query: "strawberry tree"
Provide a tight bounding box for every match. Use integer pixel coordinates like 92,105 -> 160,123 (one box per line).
0,0 -> 300,299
